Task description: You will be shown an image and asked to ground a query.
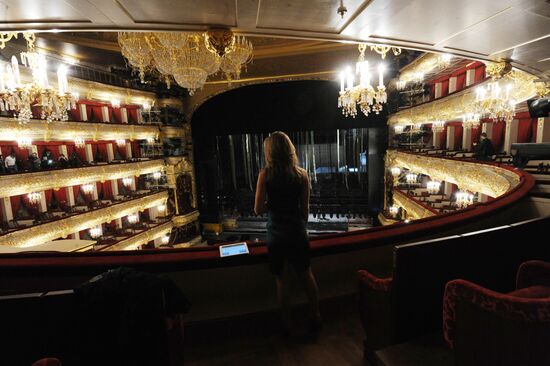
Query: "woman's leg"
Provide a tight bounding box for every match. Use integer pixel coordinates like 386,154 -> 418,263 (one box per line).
276,265 -> 292,330
297,268 -> 320,321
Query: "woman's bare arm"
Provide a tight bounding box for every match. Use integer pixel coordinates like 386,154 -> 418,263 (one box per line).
300,169 -> 310,222
254,170 -> 267,215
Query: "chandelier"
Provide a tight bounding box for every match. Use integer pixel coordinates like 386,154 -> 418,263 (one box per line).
389,205 -> 399,218
127,213 -> 139,224
81,183 -> 94,194
118,30 -> 253,95
157,203 -> 166,213
161,235 -> 170,245
116,139 -> 126,147
27,192 -> 41,205
89,226 -> 102,239
0,33 -> 77,124
432,121 -> 445,132
394,125 -> 405,134
122,177 -> 133,187
427,180 -> 441,194
462,113 -> 481,128
338,44 -> 387,118
474,81 -> 515,122
17,136 -> 32,149
406,173 -> 417,184
152,171 -> 162,180
455,191 -> 474,209
390,167 -> 401,185
74,137 -> 85,149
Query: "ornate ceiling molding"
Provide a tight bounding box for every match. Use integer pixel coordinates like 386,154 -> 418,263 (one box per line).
0,117 -> 159,142
0,159 -> 165,199
386,150 -> 520,197
0,191 -> 168,248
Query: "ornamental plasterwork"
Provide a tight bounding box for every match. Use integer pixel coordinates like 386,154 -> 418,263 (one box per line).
0,191 -> 168,248
0,117 -> 159,142
393,190 -> 436,220
388,69 -> 538,126
0,159 -> 165,199
387,150 -> 520,197
103,220 -> 173,251
171,210 -> 200,227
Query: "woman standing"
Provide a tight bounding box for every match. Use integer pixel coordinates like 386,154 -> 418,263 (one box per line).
254,131 -> 321,335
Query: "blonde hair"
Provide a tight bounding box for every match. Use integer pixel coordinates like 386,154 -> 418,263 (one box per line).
264,131 -> 301,182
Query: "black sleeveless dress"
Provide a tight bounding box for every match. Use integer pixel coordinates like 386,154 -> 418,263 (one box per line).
265,170 -> 310,275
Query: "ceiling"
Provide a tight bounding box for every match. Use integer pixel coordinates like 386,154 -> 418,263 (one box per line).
0,0 -> 548,76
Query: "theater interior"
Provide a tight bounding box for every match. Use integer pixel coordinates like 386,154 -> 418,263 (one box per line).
0,1 -> 549,365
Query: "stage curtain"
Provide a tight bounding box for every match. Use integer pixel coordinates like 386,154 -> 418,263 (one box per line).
491,121 -> 505,152
10,196 -> 21,218
441,79 -> 450,97
517,118 -> 533,143
112,107 -> 122,123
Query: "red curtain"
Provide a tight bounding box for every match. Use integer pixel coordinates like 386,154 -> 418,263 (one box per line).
474,65 -> 486,83
471,126 -> 481,147
75,146 -> 87,162
72,185 -> 82,205
103,181 -> 113,200
440,126 -> 447,148
532,119 -> 539,142
36,143 -> 61,159
107,107 -> 115,123
455,73 -> 466,92
492,121 -> 506,152
31,105 -> 41,119
53,187 -> 68,207
517,118 -> 534,143
96,182 -> 103,200
454,125 -> 463,150
21,194 -> 39,214
131,141 -> 141,158
113,107 -> 122,123
85,104 -> 94,122
91,142 -> 108,162
116,144 -> 127,159
92,106 -> 104,122
44,189 -> 53,207
126,106 -> 139,124
10,196 -> 21,217
441,79 -> 450,98
429,82 -> 435,101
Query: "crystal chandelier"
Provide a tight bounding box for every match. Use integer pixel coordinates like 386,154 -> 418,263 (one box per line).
81,183 -> 94,194
27,192 -> 41,205
17,136 -> 32,149
455,191 -> 474,209
338,44 -> 387,118
157,204 -> 166,213
0,33 -> 77,124
161,235 -> 170,245
389,205 -> 399,218
122,177 -> 133,187
118,30 -> 253,95
394,125 -> 404,134
462,113 -> 481,128
152,171 -> 162,180
390,167 -> 401,185
474,81 -> 515,122
406,173 -> 417,184
74,137 -> 85,149
89,226 -> 102,239
127,213 -> 139,224
427,180 -> 441,194
116,139 -> 126,147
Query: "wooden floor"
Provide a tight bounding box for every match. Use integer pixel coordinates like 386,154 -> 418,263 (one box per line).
185,295 -> 372,366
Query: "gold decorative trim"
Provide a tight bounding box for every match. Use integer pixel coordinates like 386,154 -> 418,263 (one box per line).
393,190 -> 436,220
388,69 -> 538,126
386,150 -> 520,197
171,210 -> 200,227
0,117 -> 159,142
160,126 -> 186,139
0,191 -> 168,248
0,159 -> 165,199
103,220 -> 174,251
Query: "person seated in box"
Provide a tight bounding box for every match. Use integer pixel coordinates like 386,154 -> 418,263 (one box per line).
473,133 -> 494,161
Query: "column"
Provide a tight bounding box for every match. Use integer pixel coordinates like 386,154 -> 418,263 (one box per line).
482,122 -> 493,140
101,106 -> 110,123
66,186 -> 75,206
462,124 -> 473,151
72,232 -> 80,240
106,143 -> 114,162
111,180 -> 119,197
126,143 -> 133,159
92,184 -> 99,201
130,177 -> 136,191
39,191 -> 47,212
120,107 -> 128,123
434,82 -> 442,99
136,108 -> 143,123
148,207 -> 158,221
85,144 -> 94,163
465,69 -> 475,86
443,181 -> 454,198
115,218 -> 123,229
446,126 -> 456,150
58,145 -> 68,159
448,76 -> 457,94
536,117 -> 550,143
79,104 -> 87,121
1,197 -> 13,223
30,145 -> 38,155
433,129 -> 441,149
503,118 -> 519,154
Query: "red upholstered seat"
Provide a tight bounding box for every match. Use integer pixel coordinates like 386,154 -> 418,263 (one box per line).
32,358 -> 62,366
443,260 -> 550,366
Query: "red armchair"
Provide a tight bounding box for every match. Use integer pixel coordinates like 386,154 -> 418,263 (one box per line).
443,260 -> 550,366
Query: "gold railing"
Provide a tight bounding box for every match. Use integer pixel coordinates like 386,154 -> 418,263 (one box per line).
0,117 -> 159,142
103,220 -> 174,251
0,191 -> 168,248
393,190 -> 437,220
0,159 -> 165,199
386,150 -> 520,198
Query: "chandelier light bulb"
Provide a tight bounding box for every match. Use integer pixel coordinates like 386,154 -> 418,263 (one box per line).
152,171 -> 162,180
390,167 -> 401,178
116,139 -> 126,147
427,180 -> 441,194
89,226 -> 102,239
74,137 -> 85,148
127,213 -> 139,224
17,136 -> 32,149
81,183 -> 94,194
406,173 -> 417,184
27,192 -> 41,205
161,235 -> 170,244
122,177 -> 133,187
111,99 -> 121,108
157,204 -> 166,212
